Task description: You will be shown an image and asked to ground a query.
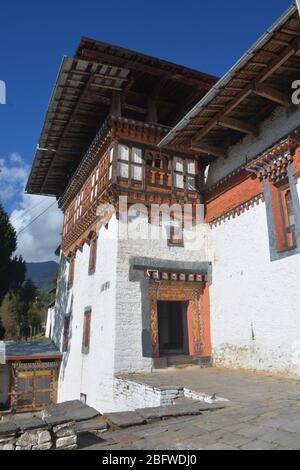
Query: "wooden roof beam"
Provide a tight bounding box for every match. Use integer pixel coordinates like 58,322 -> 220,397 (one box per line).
218,116 -> 258,136
41,74 -> 96,192
190,142 -> 227,159
253,84 -> 293,108
193,38 -> 300,143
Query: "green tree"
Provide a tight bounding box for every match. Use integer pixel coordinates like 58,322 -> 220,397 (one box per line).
0,204 -> 26,305
10,279 -> 37,339
27,303 -> 41,330
23,278 -> 37,305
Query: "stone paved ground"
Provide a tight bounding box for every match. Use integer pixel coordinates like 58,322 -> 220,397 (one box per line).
81,367 -> 300,450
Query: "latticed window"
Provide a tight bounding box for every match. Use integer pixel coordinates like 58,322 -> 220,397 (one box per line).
108,147 -> 114,180
282,188 -> 296,250
186,160 -> 196,191
173,157 -> 184,189
117,144 -> 143,181
270,181 -> 297,252
131,147 -> 143,181
168,214 -> 184,247
88,235 -> 98,275
118,144 -> 129,178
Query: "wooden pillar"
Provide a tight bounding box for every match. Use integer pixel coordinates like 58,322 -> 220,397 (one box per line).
186,297 -> 202,356
110,92 -> 122,117
149,282 -> 159,358
202,280 -> 212,357
146,98 -> 158,123
111,140 -> 119,185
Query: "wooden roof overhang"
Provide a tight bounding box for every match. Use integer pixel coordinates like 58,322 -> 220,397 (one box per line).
159,4 -> 300,162
26,40 -> 217,198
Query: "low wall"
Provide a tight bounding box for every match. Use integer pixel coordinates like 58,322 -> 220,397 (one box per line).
0,418 -> 78,450
113,377 -> 228,411
113,377 -> 183,411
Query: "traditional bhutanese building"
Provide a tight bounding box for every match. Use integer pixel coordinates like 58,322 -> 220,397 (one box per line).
27,3 -> 300,412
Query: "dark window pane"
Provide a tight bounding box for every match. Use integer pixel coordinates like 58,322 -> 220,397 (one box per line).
35,375 -> 52,389
35,391 -> 51,405
18,377 -> 33,392
18,393 -> 33,407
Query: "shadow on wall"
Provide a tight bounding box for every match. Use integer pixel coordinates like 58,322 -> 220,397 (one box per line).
52,255 -> 73,381
59,307 -> 73,382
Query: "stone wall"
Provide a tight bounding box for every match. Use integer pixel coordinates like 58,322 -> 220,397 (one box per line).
112,377 -> 228,412
113,377 -> 183,411
0,418 -> 77,451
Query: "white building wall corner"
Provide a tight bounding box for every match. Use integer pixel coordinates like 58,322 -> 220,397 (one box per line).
52,215 -> 119,412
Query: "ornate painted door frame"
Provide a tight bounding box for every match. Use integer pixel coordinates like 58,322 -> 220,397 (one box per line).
149,279 -> 211,358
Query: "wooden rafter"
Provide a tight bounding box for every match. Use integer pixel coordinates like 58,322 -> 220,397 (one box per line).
193,37 -> 300,144
218,116 -> 258,136
190,142 -> 227,159
253,84 -> 293,108
41,74 -> 96,192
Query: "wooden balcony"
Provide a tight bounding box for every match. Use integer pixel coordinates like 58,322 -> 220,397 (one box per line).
61,141 -> 201,250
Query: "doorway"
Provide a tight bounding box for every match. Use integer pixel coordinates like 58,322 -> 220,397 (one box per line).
157,301 -> 189,356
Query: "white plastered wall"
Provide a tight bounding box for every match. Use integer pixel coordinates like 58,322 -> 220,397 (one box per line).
52,215 -> 119,412
208,104 -> 300,374
114,216 -> 210,375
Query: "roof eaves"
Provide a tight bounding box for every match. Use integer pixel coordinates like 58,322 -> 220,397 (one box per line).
25,56 -> 74,194
159,2 -> 298,147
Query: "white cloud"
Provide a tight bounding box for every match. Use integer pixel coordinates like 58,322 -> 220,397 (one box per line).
11,194 -> 63,262
10,152 -> 23,164
0,153 -> 63,262
0,153 -> 29,202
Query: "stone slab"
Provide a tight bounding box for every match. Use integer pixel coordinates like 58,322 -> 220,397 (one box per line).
104,411 -> 146,428
19,418 -> 48,432
65,407 -> 100,422
138,402 -> 222,421
0,421 -> 19,436
75,416 -> 108,433
44,400 -> 100,423
44,416 -> 75,427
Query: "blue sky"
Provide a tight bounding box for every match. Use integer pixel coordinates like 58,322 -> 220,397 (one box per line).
0,0 -> 294,261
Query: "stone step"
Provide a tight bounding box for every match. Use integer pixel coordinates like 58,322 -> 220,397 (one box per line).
103,401 -> 226,429
166,355 -> 212,368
